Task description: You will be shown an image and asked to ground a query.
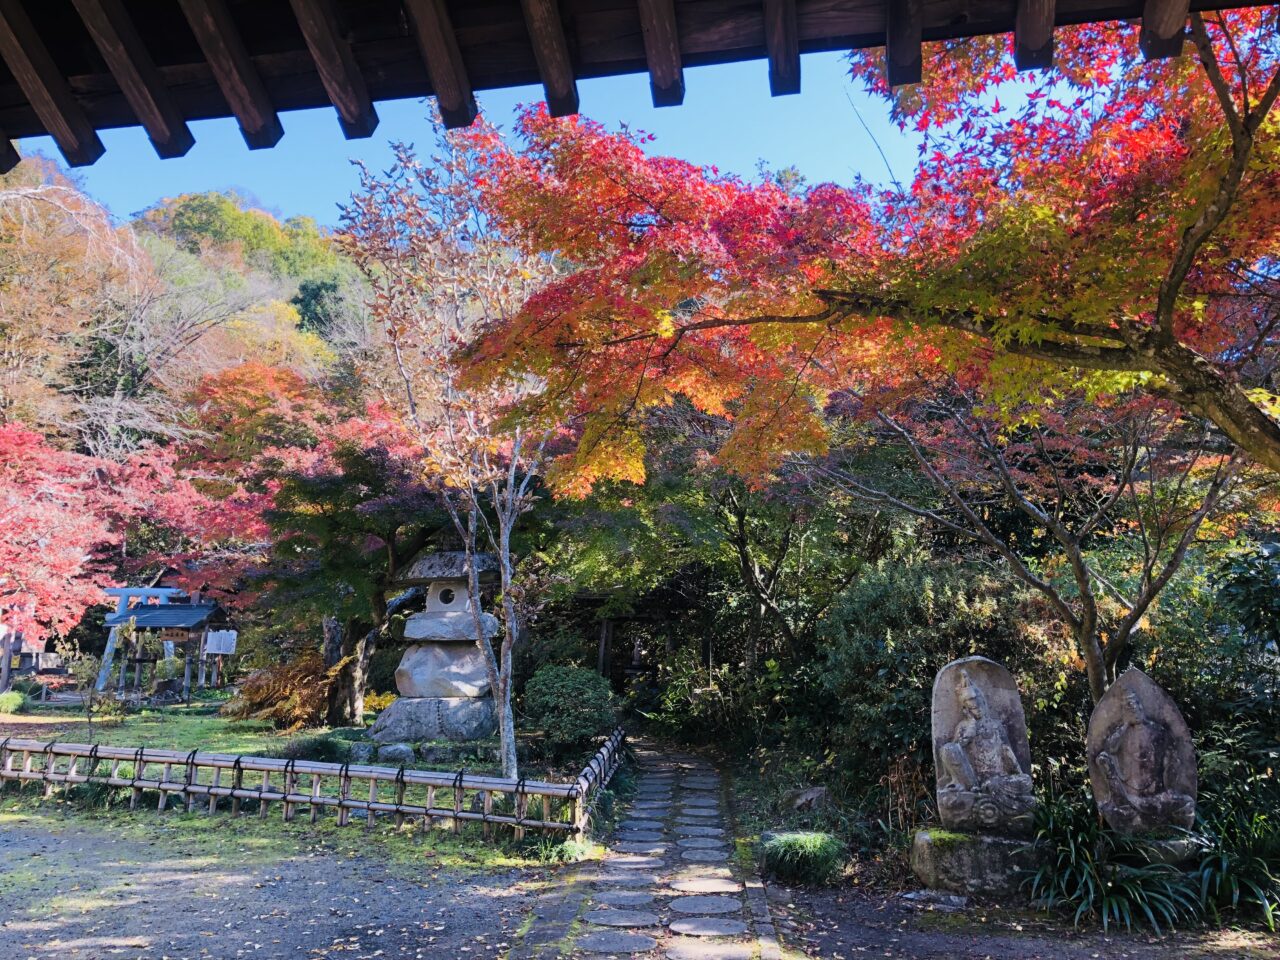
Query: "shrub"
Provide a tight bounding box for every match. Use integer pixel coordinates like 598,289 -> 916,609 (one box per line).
222,651 -> 343,730
364,690 -> 397,712
1024,780 -> 1202,933
523,665 -> 616,749
0,690 -> 28,714
760,831 -> 846,886
365,646 -> 401,695
269,733 -> 350,764
1195,809 -> 1280,930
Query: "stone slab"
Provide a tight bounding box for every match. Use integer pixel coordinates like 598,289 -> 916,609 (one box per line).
607,855 -> 664,869
595,873 -> 661,887
1087,668 -> 1197,835
617,831 -> 665,842
677,810 -> 719,819
581,931 -> 660,957
367,696 -> 496,742
401,609 -> 499,642
680,855 -> 732,870
675,825 -> 724,837
668,878 -> 743,894
394,641 -> 491,698
681,797 -> 719,807
593,890 -> 655,906
668,917 -> 749,937
620,820 -> 665,831
578,930 -> 658,953
612,841 -> 667,855
665,940 -> 755,960
585,909 -> 660,928
910,829 -> 1044,897
669,895 -> 742,915
678,837 -> 727,849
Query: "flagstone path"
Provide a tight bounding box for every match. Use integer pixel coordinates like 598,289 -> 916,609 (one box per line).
513,741 -> 784,960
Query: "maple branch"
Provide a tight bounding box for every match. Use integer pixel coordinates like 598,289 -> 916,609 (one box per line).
1162,17 -> 1280,343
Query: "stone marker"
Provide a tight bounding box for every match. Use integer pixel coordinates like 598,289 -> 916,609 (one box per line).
912,656 -> 1042,897
1087,668 -> 1197,834
932,656 -> 1036,837
369,551 -> 501,742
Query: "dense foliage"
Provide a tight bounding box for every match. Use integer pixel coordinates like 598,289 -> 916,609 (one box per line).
523,665 -> 617,752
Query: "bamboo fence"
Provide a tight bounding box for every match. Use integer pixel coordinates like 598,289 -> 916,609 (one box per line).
0,727 -> 625,840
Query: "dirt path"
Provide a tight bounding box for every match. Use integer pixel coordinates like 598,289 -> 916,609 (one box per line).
771,886 -> 1280,959
0,817 -> 538,959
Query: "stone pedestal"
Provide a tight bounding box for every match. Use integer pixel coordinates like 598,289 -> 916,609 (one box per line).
368,696 -> 497,742
372,607 -> 501,743
910,830 -> 1042,897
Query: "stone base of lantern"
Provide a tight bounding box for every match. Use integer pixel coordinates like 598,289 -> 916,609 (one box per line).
910,829 -> 1044,897
368,696 -> 497,743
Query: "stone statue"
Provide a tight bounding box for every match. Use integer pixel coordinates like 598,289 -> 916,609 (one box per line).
932,657 -> 1036,837
1087,669 -> 1196,835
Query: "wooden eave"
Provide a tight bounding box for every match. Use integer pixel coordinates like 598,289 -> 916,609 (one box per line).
0,0 -> 1269,170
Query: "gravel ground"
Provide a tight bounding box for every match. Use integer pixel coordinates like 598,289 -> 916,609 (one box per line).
0,819 -> 539,960
769,885 -> 1280,960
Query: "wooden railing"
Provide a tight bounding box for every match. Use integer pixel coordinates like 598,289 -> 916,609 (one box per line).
0,727 -> 626,840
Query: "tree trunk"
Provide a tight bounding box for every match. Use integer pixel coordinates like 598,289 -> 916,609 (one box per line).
324,620 -> 377,728
0,630 -> 13,694
497,692 -> 518,780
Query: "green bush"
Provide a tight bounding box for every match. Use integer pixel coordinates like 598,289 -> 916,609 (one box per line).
1025,780 -> 1202,933
0,690 -> 28,714
523,665 -> 616,749
760,831 -> 846,886
269,733 -> 349,764
365,646 -> 401,695
1195,809 -> 1280,930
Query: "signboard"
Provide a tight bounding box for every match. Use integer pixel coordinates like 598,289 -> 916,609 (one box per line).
204,630 -> 238,656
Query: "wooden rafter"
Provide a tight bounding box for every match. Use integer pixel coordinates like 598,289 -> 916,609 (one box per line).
521,0 -> 579,117
0,0 -> 1270,163
1015,0 -> 1056,70
178,0 -> 283,149
288,0 -> 378,138
638,0 -> 685,107
763,0 -> 800,96
0,136 -> 17,174
72,0 -> 194,158
0,0 -> 104,166
1141,0 -> 1191,58
404,0 -> 477,129
885,0 -> 923,87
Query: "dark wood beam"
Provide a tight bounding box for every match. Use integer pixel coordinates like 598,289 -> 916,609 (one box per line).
1015,0 -> 1056,69
885,0 -> 923,87
763,0 -> 799,96
0,0 -> 104,166
178,0 -> 283,149
72,0 -> 194,158
404,0 -> 477,129
288,0 -> 378,138
638,0 -> 685,107
0,136 -> 18,174
521,0 -> 579,117
1140,0 -> 1190,58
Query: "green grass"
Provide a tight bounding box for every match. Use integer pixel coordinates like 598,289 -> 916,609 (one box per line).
16,704 -> 288,754
760,831 -> 848,886
0,780 -> 553,876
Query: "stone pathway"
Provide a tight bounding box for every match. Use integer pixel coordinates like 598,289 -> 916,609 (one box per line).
562,742 -> 782,960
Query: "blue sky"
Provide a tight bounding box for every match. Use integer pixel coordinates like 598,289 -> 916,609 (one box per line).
21,51 -> 922,227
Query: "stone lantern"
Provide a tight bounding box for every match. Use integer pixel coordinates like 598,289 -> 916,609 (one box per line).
369,551 -> 500,743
